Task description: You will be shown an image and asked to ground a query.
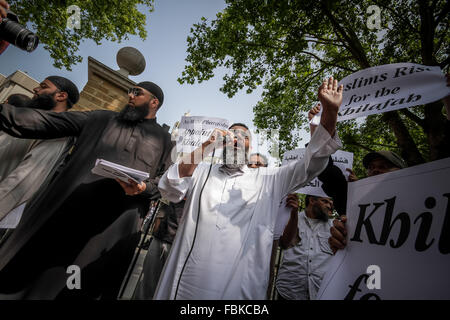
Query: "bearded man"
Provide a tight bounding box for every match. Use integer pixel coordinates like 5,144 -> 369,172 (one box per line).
0,76 -> 78,228
275,195 -> 335,300
155,77 -> 343,299
0,81 -> 173,299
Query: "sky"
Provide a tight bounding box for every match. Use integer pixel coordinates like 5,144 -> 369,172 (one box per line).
0,0 -> 310,165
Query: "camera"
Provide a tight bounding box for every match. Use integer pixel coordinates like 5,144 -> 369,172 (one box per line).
0,10 -> 38,52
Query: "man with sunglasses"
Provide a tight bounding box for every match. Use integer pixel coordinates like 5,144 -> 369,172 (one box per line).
0,81 -> 174,299
155,77 -> 343,300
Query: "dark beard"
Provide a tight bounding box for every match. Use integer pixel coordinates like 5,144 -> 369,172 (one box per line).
222,144 -> 248,167
312,205 -> 329,222
117,103 -> 149,124
26,94 -> 56,110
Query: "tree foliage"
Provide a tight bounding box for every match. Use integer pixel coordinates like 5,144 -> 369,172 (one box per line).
9,0 -> 154,70
179,0 -> 449,176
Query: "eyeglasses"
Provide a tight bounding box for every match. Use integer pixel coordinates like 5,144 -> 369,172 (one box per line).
128,87 -> 144,97
229,129 -> 250,141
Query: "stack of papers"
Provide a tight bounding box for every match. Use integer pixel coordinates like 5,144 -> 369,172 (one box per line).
91,159 -> 149,184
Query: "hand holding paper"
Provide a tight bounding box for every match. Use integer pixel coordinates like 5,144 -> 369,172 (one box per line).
308,102 -> 322,136
116,178 -> 146,196
329,215 -> 347,254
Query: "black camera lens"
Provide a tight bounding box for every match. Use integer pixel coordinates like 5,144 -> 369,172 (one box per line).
0,11 -> 39,52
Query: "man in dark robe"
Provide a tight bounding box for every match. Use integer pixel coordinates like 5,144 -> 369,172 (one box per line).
0,81 -> 174,299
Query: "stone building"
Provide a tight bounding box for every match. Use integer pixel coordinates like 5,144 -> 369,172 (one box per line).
74,47 -> 146,111
0,70 -> 38,102
0,46 -> 146,112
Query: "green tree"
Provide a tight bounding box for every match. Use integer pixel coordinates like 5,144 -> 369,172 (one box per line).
9,0 -> 154,70
179,0 -> 449,177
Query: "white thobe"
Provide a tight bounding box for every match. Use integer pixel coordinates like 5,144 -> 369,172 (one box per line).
154,124 -> 341,299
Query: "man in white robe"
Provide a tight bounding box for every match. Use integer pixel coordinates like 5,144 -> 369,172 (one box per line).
155,77 -> 343,299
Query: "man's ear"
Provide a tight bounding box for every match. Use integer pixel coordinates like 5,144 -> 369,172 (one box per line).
149,97 -> 159,110
56,91 -> 68,102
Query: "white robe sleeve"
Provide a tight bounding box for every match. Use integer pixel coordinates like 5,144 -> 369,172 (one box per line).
273,124 -> 342,199
273,200 -> 291,240
158,162 -> 206,203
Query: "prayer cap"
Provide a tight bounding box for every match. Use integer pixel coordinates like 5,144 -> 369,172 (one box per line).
46,76 -> 80,105
136,81 -> 164,107
363,150 -> 407,169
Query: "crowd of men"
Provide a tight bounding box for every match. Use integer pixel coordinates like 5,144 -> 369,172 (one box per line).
1,0 -> 450,301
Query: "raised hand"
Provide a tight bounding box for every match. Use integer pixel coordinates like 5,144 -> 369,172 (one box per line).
346,168 -> 359,182
205,128 -> 228,148
0,0 -> 9,21
0,1 -> 10,54
285,194 -> 299,213
308,103 -> 321,121
318,77 -> 343,113
329,215 -> 347,254
308,103 -> 321,136
318,77 -> 343,137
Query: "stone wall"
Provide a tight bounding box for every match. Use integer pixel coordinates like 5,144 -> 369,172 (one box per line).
73,57 -> 135,112
0,70 -> 38,103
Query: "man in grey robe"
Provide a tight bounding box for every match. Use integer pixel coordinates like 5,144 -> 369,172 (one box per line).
0,81 -> 174,299
0,77 -> 78,223
0,77 -> 79,244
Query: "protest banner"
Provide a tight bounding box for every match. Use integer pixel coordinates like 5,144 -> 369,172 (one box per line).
175,116 -> 229,153
317,157 -> 450,299
282,149 -> 353,197
334,63 -> 450,121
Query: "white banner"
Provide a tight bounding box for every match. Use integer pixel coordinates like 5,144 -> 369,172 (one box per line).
317,157 -> 450,299
282,149 -> 353,197
176,116 -> 229,153
336,63 -> 450,121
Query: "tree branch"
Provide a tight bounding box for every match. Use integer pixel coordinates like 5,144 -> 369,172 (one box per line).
299,50 -> 356,72
435,0 -> 450,27
399,109 -> 426,128
418,0 -> 438,65
320,2 -> 371,69
303,35 -> 346,47
373,0 -> 418,33
435,19 -> 449,54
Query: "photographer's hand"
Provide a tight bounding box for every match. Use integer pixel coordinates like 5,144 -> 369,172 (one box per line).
0,0 -> 9,21
0,1 -> 10,54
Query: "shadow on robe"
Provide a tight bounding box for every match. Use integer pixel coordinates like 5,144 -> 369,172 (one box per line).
0,178 -> 146,299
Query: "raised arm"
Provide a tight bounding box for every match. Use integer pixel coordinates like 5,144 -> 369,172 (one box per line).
274,77 -> 343,197
158,129 -> 229,203
319,77 -> 342,137
178,128 -> 227,178
279,194 -> 301,249
0,104 -> 89,139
